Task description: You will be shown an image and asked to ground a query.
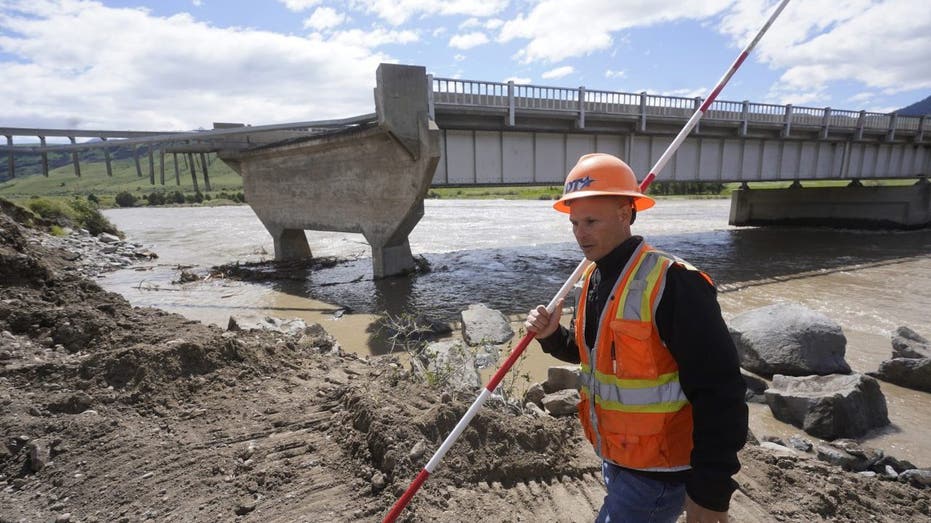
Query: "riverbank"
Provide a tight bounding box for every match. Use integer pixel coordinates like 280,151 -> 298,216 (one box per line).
2,198 -> 931,521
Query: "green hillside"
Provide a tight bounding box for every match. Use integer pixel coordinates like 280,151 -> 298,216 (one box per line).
0,153 -> 243,205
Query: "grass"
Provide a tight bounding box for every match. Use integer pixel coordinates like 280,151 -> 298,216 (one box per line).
14,196 -> 121,236
0,153 -> 242,207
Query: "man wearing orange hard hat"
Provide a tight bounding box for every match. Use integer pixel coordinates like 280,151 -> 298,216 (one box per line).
525,153 -> 748,523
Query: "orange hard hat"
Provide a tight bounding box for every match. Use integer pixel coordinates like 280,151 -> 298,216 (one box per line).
553,153 -> 655,214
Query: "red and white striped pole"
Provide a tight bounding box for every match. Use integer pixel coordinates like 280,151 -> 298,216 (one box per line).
383,1 -> 790,520
639,0 -> 791,193
382,258 -> 590,523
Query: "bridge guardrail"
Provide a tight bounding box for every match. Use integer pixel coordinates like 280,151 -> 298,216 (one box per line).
430,76 -> 930,136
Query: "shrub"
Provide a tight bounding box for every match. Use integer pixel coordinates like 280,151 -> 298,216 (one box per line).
27,197 -> 120,237
87,193 -> 99,205
115,191 -> 137,207
171,191 -> 185,204
68,197 -> 119,236
27,198 -> 76,224
147,191 -> 166,206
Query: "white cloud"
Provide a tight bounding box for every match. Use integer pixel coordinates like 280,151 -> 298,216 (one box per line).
192,0 -> 203,6
498,0 -> 733,63
484,18 -> 503,30
847,92 -> 876,105
327,27 -> 419,47
352,0 -> 509,26
541,65 -> 574,79
280,0 -> 321,12
0,1 -> 407,130
431,26 -> 447,37
454,54 -> 466,62
717,0 -> 931,105
649,87 -> 709,99
449,31 -> 488,50
459,17 -> 481,29
504,76 -> 532,84
604,69 -> 625,79
303,7 -> 347,30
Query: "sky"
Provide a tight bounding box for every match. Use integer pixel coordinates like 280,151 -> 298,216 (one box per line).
0,0 -> 929,134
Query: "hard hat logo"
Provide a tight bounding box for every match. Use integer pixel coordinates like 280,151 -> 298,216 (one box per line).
565,176 -> 595,194
553,153 -> 655,214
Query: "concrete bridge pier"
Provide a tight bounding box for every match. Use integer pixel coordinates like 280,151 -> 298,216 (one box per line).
729,178 -> 931,229
264,225 -> 313,261
218,63 -> 440,278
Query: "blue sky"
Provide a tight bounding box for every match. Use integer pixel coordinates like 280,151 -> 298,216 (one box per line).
0,0 -> 928,132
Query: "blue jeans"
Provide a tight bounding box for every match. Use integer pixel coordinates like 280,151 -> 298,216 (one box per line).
595,461 -> 686,523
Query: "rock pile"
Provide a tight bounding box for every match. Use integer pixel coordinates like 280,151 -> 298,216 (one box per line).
730,302 -> 890,440
758,434 -> 931,489
35,228 -> 157,279
869,326 -> 931,393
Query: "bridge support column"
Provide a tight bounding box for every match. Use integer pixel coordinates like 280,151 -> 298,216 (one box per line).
729,182 -> 931,229
267,226 -> 312,260
372,240 -> 414,278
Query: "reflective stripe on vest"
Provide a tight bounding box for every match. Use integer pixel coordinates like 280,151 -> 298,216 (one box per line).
579,366 -> 688,412
616,249 -> 668,323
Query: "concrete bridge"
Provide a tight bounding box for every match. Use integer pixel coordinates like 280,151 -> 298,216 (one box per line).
2,63 -> 930,276
426,76 -> 929,186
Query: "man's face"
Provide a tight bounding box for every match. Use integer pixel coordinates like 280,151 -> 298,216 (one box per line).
568,196 -> 632,262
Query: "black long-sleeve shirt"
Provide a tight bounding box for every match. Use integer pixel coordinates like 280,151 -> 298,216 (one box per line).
538,236 -> 748,512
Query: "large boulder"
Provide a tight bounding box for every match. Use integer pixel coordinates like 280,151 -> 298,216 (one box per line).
543,365 -> 580,393
419,340 -> 481,392
764,373 -> 889,440
891,326 -> 930,359
460,303 -> 514,346
541,389 -> 580,417
729,303 -> 850,377
870,358 -> 931,393
228,315 -> 307,335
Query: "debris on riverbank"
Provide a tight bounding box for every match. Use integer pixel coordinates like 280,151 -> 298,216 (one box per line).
1,199 -> 930,522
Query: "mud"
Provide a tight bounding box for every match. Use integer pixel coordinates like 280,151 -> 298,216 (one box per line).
1,200 -> 930,522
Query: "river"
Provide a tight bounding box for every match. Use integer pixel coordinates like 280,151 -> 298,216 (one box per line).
99,199 -> 931,466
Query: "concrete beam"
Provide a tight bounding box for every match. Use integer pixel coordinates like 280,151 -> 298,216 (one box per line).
375,63 -> 430,160
729,183 -> 931,229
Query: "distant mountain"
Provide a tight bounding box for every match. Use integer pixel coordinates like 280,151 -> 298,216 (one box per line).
896,95 -> 931,116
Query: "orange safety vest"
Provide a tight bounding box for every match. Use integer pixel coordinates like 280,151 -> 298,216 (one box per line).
575,241 -> 713,472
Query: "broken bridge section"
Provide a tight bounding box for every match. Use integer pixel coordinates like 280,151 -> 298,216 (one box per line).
217,64 -> 440,278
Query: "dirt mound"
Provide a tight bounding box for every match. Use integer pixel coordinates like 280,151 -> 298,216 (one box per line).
330,378 -> 598,490
735,445 -> 931,521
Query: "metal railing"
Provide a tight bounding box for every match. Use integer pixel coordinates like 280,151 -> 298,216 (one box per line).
430,76 -> 930,136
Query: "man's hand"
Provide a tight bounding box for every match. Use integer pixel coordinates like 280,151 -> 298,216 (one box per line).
686,495 -> 728,523
524,298 -> 563,339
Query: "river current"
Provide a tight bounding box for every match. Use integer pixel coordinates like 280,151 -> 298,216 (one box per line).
99,199 -> 931,465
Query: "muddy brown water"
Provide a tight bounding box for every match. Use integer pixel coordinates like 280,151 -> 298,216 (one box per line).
100,199 -> 931,467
